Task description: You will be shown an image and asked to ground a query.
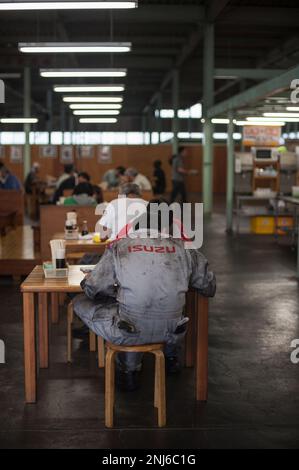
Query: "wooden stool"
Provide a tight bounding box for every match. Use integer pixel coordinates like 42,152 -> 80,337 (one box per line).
105,342 -> 166,428
67,302 -> 105,368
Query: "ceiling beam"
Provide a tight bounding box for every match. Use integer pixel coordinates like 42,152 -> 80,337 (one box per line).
0,73 -> 21,79
207,0 -> 232,22
110,5 -> 204,24
215,68 -> 286,80
5,83 -> 48,114
219,7 -> 299,26
56,16 -> 79,68
207,65 -> 299,118
143,0 -> 231,113
257,36 -> 299,68
0,54 -> 175,70
213,35 -> 299,100
0,5 -> 204,24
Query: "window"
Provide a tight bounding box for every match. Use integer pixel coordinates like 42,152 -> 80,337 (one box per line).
156,103 -> 202,119
0,129 -> 241,145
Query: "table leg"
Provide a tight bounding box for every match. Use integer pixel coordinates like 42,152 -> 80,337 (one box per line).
196,294 -> 209,401
59,293 -> 66,306
23,292 -> 36,403
185,291 -> 195,367
38,293 -> 49,369
51,292 -> 59,324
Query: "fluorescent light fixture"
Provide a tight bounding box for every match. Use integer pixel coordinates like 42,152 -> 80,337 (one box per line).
0,117 -> 38,124
63,96 -> 123,103
40,68 -> 127,78
79,118 -> 118,123
263,112 -> 299,118
19,42 -> 131,54
54,85 -> 125,93
247,117 -> 299,123
234,120 -> 284,126
2,2 -> 137,10
212,118 -> 230,124
70,104 -> 121,110
73,110 -> 120,116
286,107 -> 299,112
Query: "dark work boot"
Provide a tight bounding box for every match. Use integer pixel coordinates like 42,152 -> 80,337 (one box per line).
166,356 -> 181,375
115,369 -> 141,392
72,325 -> 89,339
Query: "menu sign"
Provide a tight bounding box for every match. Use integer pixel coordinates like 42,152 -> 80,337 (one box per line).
243,125 -> 281,147
98,145 -> 112,164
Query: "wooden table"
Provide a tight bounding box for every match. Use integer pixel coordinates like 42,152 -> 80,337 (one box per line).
20,265 -> 209,403
53,232 -> 107,255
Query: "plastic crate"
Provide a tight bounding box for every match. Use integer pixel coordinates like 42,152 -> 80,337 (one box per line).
250,216 -> 275,234
276,216 -> 294,235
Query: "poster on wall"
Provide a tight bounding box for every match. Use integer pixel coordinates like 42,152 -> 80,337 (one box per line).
39,145 -> 57,158
10,146 -> 23,163
77,145 -> 94,159
98,145 -> 112,164
243,125 -> 281,147
60,145 -> 74,164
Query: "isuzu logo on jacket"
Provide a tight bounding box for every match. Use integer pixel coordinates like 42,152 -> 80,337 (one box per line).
128,245 -> 176,253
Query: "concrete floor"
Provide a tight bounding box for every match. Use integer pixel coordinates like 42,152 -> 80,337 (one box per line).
0,208 -> 299,449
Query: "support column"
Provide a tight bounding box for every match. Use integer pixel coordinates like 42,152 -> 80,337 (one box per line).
60,104 -> 66,145
69,114 -> 74,133
157,92 -> 162,143
148,106 -> 153,145
226,111 -> 234,233
23,67 -> 31,179
172,68 -> 179,155
46,90 -> 52,145
202,22 -> 215,215
142,113 -> 147,144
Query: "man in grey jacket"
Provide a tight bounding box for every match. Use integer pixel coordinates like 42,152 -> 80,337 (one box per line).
73,208 -> 216,391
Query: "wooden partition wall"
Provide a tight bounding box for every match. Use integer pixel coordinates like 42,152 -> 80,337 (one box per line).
0,190 -> 24,224
40,205 -> 101,260
0,144 -> 228,194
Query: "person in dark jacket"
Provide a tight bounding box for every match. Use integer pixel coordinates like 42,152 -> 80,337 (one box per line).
0,162 -> 22,190
153,160 -> 166,195
24,162 -> 40,194
63,182 -> 96,206
53,170 -> 90,204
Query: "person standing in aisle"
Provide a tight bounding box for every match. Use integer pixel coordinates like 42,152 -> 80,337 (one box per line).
170,146 -> 197,203
24,162 -> 40,194
153,160 -> 166,195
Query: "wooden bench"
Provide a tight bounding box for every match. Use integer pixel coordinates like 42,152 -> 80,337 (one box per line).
0,190 -> 24,226
0,210 -> 17,235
